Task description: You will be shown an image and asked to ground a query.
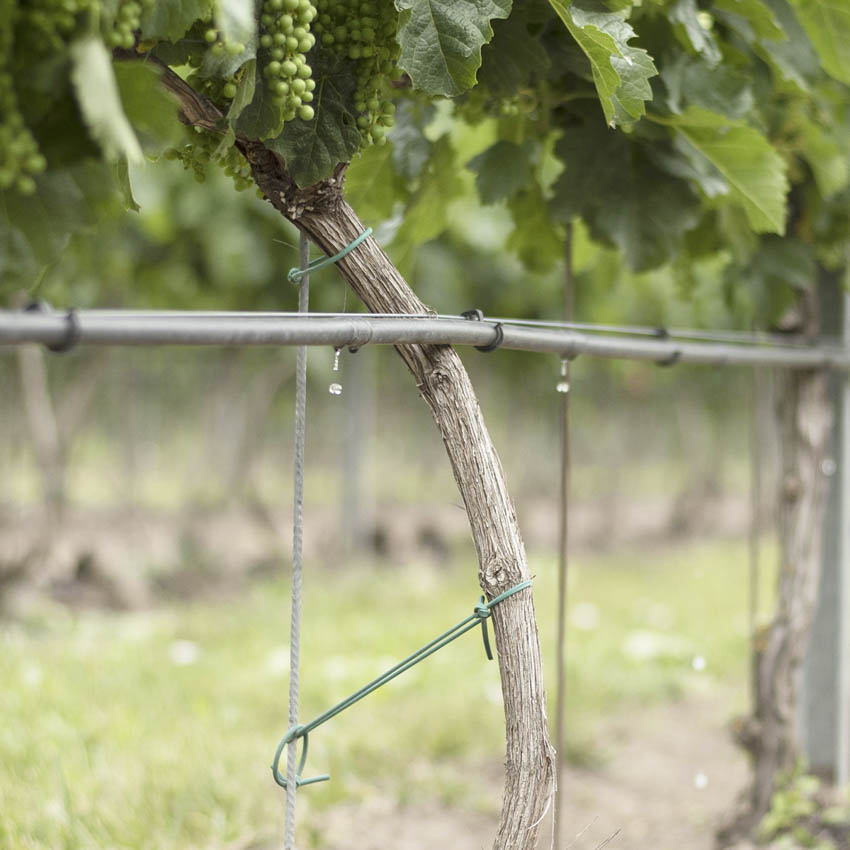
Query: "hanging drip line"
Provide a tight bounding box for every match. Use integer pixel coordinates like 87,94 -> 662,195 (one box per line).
287,228 -> 373,283
271,578 -> 533,790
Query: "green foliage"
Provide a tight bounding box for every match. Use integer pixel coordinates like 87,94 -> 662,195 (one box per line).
395,0 -> 512,96
548,0 -> 657,129
758,763 -> 850,849
0,0 -> 848,317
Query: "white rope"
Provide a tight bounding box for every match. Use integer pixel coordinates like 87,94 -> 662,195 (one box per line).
285,232 -> 310,849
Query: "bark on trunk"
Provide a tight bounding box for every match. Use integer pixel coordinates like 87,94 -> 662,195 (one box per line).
139,59 -> 556,848
291,192 -> 556,850
719,298 -> 832,846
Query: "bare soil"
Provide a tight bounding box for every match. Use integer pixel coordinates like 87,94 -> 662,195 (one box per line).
314,688 -> 748,850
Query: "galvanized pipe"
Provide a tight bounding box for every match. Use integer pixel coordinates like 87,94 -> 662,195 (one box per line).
1,310 -> 849,371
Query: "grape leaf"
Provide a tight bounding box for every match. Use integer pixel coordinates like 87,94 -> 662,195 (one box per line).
797,118 -> 849,198
112,158 -> 140,212
506,186 -> 564,272
787,0 -> 850,83
69,36 -> 143,164
234,73 -> 284,141
550,121 -> 700,271
216,0 -> 255,48
714,0 -> 785,40
267,64 -> 361,187
390,102 -> 434,180
0,161 -> 122,287
228,59 -> 257,125
140,0 -> 215,43
390,136 -> 463,268
478,14 -> 551,95
657,106 -> 789,233
669,0 -> 722,65
344,143 -> 409,223
395,0 -> 512,97
466,140 -> 533,204
113,62 -> 184,153
661,54 -> 754,119
757,0 -> 820,90
548,0 -> 657,127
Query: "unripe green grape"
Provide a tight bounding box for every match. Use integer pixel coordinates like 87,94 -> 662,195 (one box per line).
16,175 -> 36,194
223,82 -> 237,98
291,77 -> 306,94
260,33 -> 274,47
296,62 -> 311,79
205,28 -> 218,43
225,41 -> 245,56
281,60 -> 297,76
299,104 -> 314,120
271,47 -> 285,60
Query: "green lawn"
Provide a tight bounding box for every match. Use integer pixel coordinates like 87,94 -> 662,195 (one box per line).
0,537 -> 767,849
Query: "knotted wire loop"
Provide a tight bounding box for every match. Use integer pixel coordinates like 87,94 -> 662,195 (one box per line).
287,228 -> 373,284
271,725 -> 330,789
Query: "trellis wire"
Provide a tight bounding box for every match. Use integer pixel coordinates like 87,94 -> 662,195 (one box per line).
3,311 -> 850,371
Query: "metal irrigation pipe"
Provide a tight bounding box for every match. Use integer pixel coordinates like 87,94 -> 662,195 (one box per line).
1,310 -> 850,371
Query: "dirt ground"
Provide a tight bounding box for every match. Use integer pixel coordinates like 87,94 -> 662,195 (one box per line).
314,688 -> 748,850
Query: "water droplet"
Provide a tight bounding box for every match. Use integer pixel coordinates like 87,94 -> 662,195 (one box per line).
692,655 -> 707,672
329,382 -> 343,396
821,457 -> 837,477
556,381 -> 571,394
332,347 -> 341,372
694,772 -> 709,790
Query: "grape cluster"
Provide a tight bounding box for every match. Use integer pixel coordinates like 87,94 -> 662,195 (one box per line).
312,0 -> 399,145
105,0 -> 152,50
13,0 -> 94,54
0,73 -> 46,195
164,128 -> 253,191
259,0 -> 317,122
1,2 -> 50,195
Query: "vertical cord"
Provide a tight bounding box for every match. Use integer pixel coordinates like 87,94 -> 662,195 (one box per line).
749,365 -> 762,710
285,232 -> 310,849
553,222 -> 574,848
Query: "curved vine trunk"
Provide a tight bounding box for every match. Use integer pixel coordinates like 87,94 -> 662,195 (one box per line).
252,156 -> 556,848
719,295 -> 832,846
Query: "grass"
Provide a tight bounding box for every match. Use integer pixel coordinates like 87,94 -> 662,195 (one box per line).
0,536 -> 769,849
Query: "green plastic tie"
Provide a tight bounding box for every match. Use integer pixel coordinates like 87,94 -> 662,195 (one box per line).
287,228 -> 373,284
270,578 -> 532,790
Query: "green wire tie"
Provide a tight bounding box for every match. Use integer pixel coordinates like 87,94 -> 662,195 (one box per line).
287,227 -> 373,284
271,578 -> 532,790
